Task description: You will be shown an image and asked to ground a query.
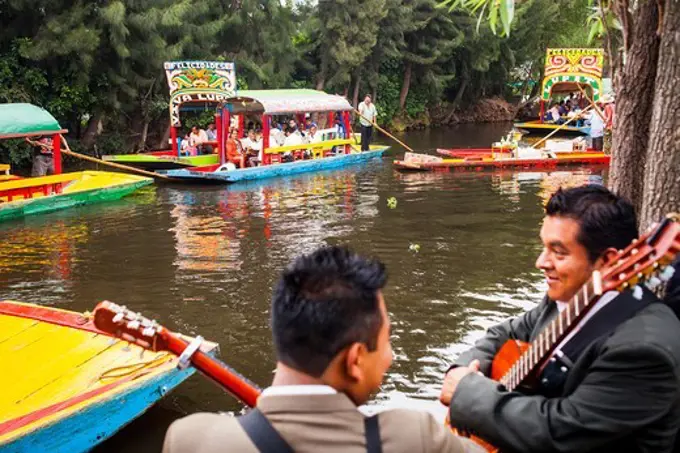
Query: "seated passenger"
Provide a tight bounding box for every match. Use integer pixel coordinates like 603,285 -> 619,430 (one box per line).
241,129 -> 263,167
269,122 -> 284,147
163,246 -> 479,453
181,132 -> 198,156
548,103 -> 562,124
306,123 -> 322,144
190,125 -> 210,154
225,128 -> 244,168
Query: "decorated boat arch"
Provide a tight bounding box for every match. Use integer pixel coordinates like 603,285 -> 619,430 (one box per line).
515,48 -> 605,136
0,104 -> 151,222
103,60 -> 236,170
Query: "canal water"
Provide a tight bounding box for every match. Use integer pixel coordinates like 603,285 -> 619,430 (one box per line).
0,123 -> 606,451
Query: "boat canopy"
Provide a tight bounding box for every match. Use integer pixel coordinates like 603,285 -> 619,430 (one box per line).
225,89 -> 353,115
0,103 -> 68,139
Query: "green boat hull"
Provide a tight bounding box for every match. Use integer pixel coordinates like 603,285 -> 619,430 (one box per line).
103,154 -> 219,170
0,179 -> 152,222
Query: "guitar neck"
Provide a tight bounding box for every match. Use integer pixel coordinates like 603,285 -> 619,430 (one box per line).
500,273 -> 604,391
165,333 -> 262,407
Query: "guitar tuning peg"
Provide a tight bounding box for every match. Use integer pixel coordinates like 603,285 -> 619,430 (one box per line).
632,285 -> 643,300
646,275 -> 663,290
659,266 -> 676,283
112,312 -> 124,324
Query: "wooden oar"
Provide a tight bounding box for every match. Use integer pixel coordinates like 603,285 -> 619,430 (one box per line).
353,108 -> 416,153
531,104 -> 593,150
60,136 -> 171,181
576,84 -> 606,121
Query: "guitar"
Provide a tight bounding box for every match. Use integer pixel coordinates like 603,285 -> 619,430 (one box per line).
450,214 -> 680,452
92,302 -> 261,408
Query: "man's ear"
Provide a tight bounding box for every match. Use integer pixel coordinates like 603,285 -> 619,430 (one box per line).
344,342 -> 367,382
596,247 -> 620,269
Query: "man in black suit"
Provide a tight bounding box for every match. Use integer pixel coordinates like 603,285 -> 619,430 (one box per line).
440,185 -> 680,453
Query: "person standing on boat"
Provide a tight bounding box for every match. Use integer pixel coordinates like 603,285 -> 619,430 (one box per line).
163,246 -> 481,453
439,185 -> 680,453
25,136 -> 54,177
587,108 -> 605,151
358,94 -> 377,151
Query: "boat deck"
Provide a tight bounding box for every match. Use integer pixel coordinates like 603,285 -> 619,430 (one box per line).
0,301 -> 205,451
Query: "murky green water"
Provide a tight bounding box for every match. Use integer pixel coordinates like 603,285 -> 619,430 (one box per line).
0,123 -> 606,451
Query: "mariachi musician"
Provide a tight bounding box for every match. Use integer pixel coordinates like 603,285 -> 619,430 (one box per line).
440,185 -> 680,453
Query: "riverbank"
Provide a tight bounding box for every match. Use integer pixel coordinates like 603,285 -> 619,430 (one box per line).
389,97 -> 517,132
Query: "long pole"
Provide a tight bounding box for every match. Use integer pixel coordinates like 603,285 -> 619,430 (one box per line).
576,84 -> 605,121
531,105 -> 593,150
60,136 -> 171,181
353,108 -> 416,153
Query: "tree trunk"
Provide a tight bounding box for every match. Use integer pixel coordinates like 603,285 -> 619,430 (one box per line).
399,61 -> 412,111
158,123 -> 171,150
81,110 -> 104,149
608,1 -> 660,215
639,0 -> 680,231
138,120 -> 150,153
352,73 -> 362,108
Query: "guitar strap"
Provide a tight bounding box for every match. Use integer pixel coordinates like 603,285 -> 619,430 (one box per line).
539,287 -> 660,397
238,408 -> 383,453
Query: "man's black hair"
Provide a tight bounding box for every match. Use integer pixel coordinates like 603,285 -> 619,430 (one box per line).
546,184 -> 638,263
271,246 -> 387,377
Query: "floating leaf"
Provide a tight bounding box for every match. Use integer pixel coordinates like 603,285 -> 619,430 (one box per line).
409,243 -> 421,253
387,197 -> 398,209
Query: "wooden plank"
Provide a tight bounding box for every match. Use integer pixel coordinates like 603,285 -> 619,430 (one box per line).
0,315 -> 38,344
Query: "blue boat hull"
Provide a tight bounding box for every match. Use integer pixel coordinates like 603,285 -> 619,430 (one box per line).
164,148 -> 387,183
0,367 -> 195,453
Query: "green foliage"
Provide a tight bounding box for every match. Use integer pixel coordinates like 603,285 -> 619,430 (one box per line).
0,0 -> 594,162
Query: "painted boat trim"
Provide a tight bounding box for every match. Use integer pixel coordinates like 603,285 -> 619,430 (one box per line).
394,154 -> 610,172
103,153 -> 219,170
163,148 -> 388,183
513,120 -> 590,135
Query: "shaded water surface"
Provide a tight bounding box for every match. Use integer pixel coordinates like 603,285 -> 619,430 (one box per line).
0,123 -> 606,451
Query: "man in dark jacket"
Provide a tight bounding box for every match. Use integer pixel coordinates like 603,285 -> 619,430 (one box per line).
440,185 -> 680,453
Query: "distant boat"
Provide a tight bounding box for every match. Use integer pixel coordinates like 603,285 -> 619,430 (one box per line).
0,104 -> 152,222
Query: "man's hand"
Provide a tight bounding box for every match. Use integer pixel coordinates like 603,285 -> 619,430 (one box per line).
439,359 -> 481,407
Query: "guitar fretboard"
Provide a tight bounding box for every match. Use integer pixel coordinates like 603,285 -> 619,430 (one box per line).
499,272 -> 602,391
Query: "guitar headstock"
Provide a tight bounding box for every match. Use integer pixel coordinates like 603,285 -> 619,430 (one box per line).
600,214 -> 679,294
93,301 -> 169,351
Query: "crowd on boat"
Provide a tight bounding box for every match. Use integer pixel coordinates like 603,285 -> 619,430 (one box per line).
543,93 -> 615,151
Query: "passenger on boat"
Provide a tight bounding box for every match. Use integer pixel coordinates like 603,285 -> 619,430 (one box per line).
306,123 -> 322,144
226,128 -> 245,168
587,108 -> 605,151
557,100 -> 568,117
241,129 -> 263,167
440,185 -> 680,453
206,123 -> 217,141
548,103 -> 562,124
269,122 -> 284,147
190,126 -> 210,154
163,246 -> 480,453
25,136 -> 54,177
181,132 -> 198,156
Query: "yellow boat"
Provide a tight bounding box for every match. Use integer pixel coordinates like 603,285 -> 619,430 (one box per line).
0,300 -> 215,452
0,104 -> 152,222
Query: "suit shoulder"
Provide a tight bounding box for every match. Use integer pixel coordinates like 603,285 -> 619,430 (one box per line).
607,303 -> 680,365
164,412 -> 254,453
378,409 -> 475,452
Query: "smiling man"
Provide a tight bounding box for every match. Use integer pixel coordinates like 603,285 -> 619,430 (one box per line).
440,185 -> 680,453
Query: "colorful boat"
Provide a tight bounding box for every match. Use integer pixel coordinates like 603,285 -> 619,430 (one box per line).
514,48 -> 604,136
394,150 -> 610,172
0,300 -> 215,452
0,104 -> 152,222
159,85 -> 388,184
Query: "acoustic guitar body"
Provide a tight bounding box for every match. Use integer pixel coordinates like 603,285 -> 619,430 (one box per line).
450,339 -> 529,452
491,339 -> 529,381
